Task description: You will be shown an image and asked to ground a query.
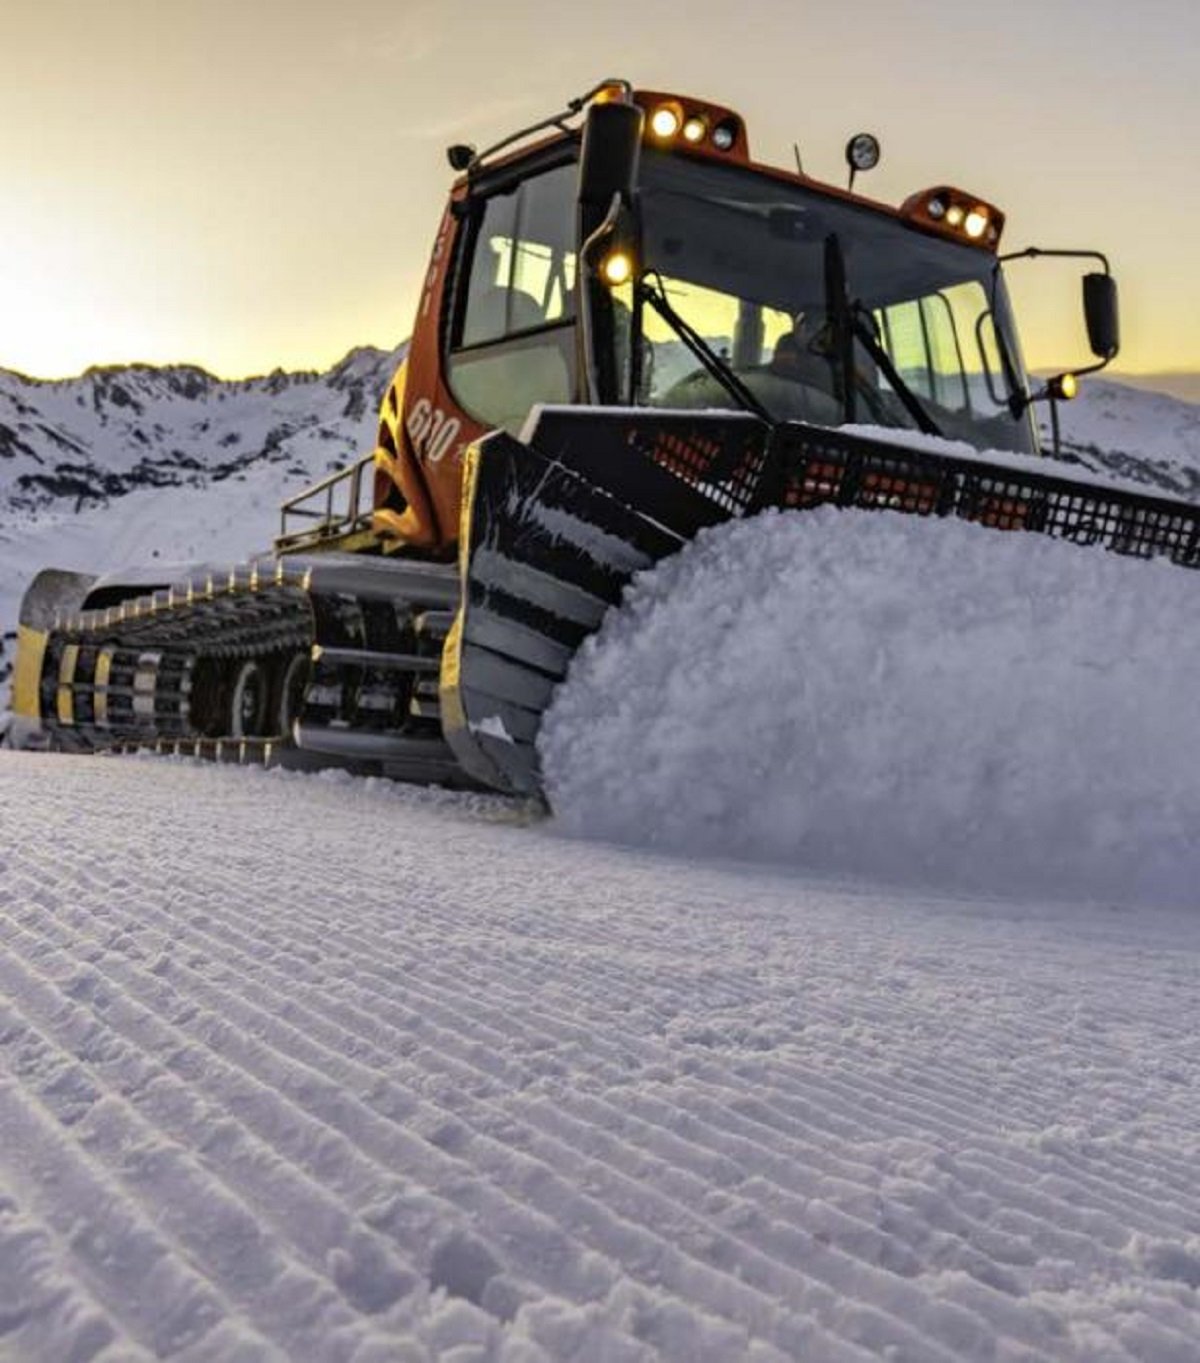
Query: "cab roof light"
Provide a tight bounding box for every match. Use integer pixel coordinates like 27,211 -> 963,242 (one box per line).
591,81 -> 633,105
711,118 -> 738,151
682,115 -> 707,144
649,101 -> 684,140
900,186 -> 1006,250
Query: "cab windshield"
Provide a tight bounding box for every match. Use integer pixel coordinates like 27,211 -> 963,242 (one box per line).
627,149 -> 1036,454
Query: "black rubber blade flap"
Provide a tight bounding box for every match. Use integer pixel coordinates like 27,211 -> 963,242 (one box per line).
440,406 -> 770,795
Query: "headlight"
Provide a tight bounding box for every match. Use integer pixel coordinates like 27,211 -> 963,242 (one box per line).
650,103 -> 682,139
600,251 -> 634,286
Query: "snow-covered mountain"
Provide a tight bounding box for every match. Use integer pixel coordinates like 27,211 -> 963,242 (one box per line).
0,344 -> 404,692
1045,378 -> 1200,499
1097,370 -> 1200,405
0,344 -> 406,520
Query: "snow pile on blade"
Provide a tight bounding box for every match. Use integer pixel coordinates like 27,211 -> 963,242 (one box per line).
540,507 -> 1200,905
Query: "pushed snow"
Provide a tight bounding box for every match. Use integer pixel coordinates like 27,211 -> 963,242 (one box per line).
541,507 -> 1200,905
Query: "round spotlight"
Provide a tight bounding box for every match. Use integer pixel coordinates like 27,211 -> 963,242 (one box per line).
1055,373 -> 1078,401
964,210 -> 989,239
946,205 -> 965,228
682,116 -> 707,144
926,196 -> 947,220
711,119 -> 738,151
845,132 -> 881,173
601,250 -> 634,287
650,104 -> 682,139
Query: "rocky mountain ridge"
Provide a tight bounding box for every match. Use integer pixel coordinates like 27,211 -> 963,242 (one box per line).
0,344 -> 406,519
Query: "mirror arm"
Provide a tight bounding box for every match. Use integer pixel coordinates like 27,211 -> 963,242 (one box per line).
1000,246 -> 1120,420
998,246 -> 1112,275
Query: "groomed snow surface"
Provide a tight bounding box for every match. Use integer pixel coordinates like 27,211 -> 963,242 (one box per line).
543,508 -> 1200,909
2,754 -> 1200,1362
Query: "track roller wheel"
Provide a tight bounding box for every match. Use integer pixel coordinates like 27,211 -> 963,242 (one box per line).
229,660 -> 270,738
276,652 -> 310,739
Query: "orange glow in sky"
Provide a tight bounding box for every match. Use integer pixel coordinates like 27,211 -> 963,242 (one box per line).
3,0 -> 1197,379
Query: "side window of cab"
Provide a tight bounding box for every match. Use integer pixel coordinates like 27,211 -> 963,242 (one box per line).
448,160 -> 578,436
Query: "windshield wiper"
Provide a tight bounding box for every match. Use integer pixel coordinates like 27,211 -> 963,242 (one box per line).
823,233 -> 942,439
848,304 -> 942,437
637,273 -> 772,423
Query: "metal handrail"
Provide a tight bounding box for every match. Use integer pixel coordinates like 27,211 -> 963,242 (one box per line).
277,453 -> 374,547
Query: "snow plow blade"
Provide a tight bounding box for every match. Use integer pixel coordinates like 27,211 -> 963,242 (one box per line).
441,406 -> 1200,798
440,408 -> 768,794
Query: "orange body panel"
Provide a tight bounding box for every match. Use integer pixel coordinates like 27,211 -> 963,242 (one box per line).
370,196 -> 489,554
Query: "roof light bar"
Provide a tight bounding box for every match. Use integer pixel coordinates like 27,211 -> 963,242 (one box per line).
901,186 -> 1005,250
636,91 -> 747,160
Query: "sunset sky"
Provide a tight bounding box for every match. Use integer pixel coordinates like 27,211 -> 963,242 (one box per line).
3,0 -> 1197,380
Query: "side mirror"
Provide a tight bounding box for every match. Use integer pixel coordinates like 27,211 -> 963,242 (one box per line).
577,101 -> 643,407
578,101 -> 643,212
1083,272 -> 1119,360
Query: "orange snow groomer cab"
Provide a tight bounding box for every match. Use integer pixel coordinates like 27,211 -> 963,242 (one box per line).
351,82 -> 1033,566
